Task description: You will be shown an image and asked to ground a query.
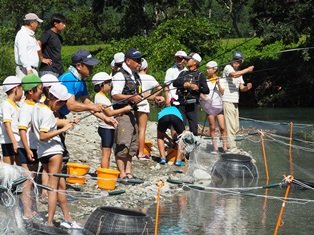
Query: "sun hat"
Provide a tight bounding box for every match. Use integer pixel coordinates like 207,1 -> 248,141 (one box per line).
2,76 -> 21,93
22,74 -> 42,91
71,50 -> 100,66
24,13 -> 43,23
186,52 -> 202,63
41,74 -> 59,87
92,72 -> 112,86
114,52 -> 125,64
125,48 -> 145,59
206,61 -> 218,69
140,58 -> 148,70
175,51 -> 187,58
49,84 -> 71,101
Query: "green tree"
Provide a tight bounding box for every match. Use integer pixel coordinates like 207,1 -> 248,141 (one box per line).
251,0 -> 314,45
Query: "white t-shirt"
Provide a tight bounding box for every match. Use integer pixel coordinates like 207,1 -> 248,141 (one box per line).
137,73 -> 159,113
14,26 -> 40,70
94,92 -> 115,129
221,64 -> 244,103
0,99 -> 20,144
32,103 -> 64,158
204,80 -> 224,107
164,65 -> 187,101
18,100 -> 37,149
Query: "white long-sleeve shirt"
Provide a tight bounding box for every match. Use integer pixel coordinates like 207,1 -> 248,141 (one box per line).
14,26 -> 40,70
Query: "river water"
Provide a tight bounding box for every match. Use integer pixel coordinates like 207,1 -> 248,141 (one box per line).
147,107 -> 314,235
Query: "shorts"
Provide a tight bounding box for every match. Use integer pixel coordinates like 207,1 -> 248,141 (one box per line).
18,148 -> 39,164
114,112 -> 138,158
98,127 -> 115,148
39,154 -> 61,164
1,143 -> 15,156
158,115 -> 185,135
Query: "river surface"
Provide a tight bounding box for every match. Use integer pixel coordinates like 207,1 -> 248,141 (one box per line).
147,107 -> 314,235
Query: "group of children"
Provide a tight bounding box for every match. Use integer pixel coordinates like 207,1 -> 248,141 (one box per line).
0,74 -> 81,228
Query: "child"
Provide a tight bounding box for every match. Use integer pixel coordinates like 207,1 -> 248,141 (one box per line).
157,105 -> 185,166
200,61 -> 227,153
92,72 -> 132,168
18,74 -> 43,220
137,59 -> 164,160
0,76 -> 23,165
39,73 -> 59,201
32,83 -> 81,228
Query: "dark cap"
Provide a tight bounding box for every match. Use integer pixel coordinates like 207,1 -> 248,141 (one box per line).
71,50 -> 100,66
125,48 -> 145,59
232,51 -> 244,61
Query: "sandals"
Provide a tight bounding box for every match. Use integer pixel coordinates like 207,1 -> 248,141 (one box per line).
138,155 -> 150,161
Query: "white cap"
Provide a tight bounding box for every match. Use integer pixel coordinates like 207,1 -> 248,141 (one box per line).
110,59 -> 115,68
140,58 -> 148,70
3,76 -> 21,93
92,72 -> 112,86
175,50 -> 187,58
187,52 -> 202,63
49,84 -> 71,101
114,52 -> 125,64
206,61 -> 218,69
24,13 -> 43,23
41,74 -> 59,87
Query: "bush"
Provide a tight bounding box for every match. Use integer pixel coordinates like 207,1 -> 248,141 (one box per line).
0,44 -> 15,81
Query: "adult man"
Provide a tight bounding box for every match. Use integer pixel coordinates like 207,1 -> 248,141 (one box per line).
38,14 -> 66,77
111,48 -> 143,180
173,52 -> 209,136
58,50 -> 117,160
14,13 -> 43,78
221,51 -> 254,151
164,51 -> 188,106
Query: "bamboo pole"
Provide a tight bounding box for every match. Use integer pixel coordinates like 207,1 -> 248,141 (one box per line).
154,180 -> 164,235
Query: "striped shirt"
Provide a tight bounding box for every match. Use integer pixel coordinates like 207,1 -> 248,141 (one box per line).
221,64 -> 244,103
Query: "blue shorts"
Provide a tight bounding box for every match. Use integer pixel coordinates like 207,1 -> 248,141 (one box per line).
1,143 -> 15,156
98,127 -> 115,148
18,148 -> 39,164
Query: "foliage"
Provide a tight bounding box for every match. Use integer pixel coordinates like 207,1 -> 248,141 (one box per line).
0,44 -> 15,81
251,0 -> 314,46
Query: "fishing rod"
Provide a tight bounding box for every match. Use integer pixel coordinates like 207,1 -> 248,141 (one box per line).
79,80 -> 172,121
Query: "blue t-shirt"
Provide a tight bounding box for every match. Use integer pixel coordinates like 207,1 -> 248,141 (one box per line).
58,71 -> 88,116
158,106 -> 183,121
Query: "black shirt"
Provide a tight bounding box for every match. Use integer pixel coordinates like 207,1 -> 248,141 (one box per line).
39,29 -> 64,75
173,70 -> 209,103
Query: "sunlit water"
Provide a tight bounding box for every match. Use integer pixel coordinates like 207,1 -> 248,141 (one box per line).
146,107 -> 314,235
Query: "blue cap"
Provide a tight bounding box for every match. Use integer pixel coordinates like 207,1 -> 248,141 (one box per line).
125,48 -> 145,59
71,50 -> 100,66
232,51 -> 244,61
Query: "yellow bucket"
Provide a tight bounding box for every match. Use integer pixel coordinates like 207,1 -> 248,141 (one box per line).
143,140 -> 153,156
66,162 -> 90,184
166,148 -> 178,162
97,168 -> 120,190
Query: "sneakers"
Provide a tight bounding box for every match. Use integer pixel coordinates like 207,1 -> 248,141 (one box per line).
23,213 -> 44,223
60,220 -> 83,229
138,155 -> 150,161
175,160 -> 184,166
210,150 -> 219,155
160,158 -> 166,164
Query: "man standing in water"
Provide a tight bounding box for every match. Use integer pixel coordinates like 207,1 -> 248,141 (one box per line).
221,51 -> 254,152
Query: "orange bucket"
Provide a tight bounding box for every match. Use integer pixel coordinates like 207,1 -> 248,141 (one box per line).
166,148 -> 178,162
143,140 -> 153,156
96,168 -> 120,190
66,162 -> 90,184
